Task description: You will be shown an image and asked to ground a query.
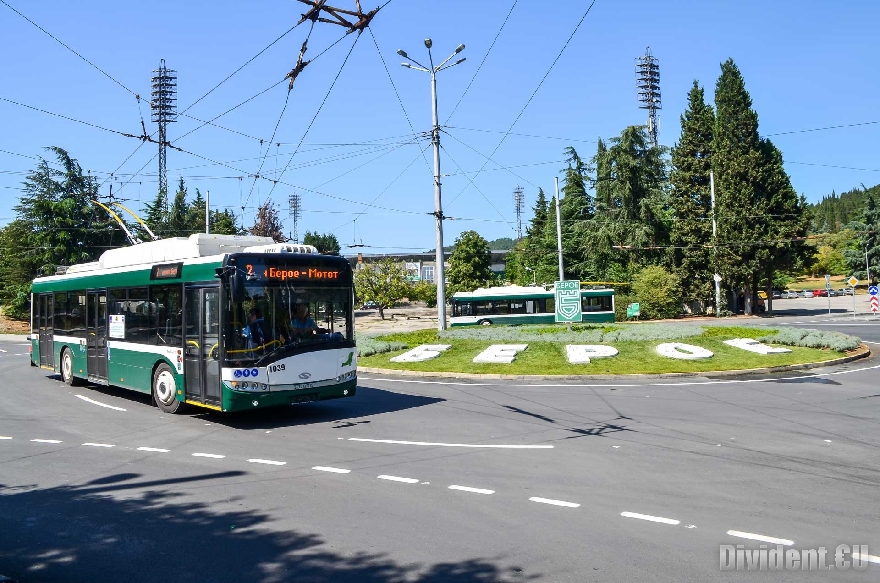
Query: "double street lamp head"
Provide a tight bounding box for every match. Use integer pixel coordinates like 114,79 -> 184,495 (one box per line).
398,41 -> 466,73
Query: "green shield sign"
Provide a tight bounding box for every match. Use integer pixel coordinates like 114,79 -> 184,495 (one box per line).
555,280 -> 582,323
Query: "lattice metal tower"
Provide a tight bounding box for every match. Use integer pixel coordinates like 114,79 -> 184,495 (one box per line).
635,47 -> 661,148
513,185 -> 524,240
150,59 -> 177,201
288,192 -> 302,243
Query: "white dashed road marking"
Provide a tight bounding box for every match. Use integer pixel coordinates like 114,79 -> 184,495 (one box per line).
137,447 -> 170,453
192,453 -> 225,459
75,394 -> 127,411
31,439 -> 62,444
529,497 -> 580,508
348,438 -> 553,449
726,530 -> 794,546
377,475 -> 419,484
449,485 -> 495,495
82,443 -> 115,448
0,436 -> 12,440
247,458 -> 286,466
621,512 -> 680,525
313,466 -> 351,474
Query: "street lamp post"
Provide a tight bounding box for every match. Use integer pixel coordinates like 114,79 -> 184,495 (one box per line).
398,39 -> 465,331
524,266 -> 536,286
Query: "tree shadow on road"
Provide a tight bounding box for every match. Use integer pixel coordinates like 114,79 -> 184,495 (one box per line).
0,471 -> 538,583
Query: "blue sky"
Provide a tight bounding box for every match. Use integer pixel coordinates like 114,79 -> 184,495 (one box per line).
2,0 -> 878,253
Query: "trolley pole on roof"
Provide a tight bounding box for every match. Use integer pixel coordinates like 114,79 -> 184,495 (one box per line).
398,39 -> 466,331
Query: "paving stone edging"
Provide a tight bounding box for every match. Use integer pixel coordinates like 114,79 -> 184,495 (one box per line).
359,344 -> 872,381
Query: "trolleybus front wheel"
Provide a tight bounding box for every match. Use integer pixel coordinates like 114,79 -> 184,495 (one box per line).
477,319 -> 493,326
153,363 -> 183,414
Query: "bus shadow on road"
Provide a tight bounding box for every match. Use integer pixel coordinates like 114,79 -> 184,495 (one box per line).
195,386 -> 445,430
0,471 -> 538,583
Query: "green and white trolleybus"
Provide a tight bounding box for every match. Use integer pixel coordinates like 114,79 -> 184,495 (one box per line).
450,285 -> 615,326
30,234 -> 357,413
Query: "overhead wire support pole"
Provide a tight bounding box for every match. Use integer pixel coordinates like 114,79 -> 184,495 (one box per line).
635,47 -> 661,148
150,59 -> 177,201
398,39 -> 466,331
711,171 -> 721,316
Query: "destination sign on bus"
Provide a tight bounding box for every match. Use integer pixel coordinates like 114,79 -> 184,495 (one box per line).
250,265 -> 341,281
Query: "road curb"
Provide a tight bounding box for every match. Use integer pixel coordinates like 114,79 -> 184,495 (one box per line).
359,344 -> 871,381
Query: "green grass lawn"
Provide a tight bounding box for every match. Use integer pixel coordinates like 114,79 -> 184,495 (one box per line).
358,328 -> 845,375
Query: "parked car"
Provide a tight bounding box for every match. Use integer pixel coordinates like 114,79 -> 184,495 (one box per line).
801,290 -> 815,298
772,290 -> 782,299
757,290 -> 768,300
828,289 -> 839,297
839,287 -> 855,296
813,289 -> 828,297
361,300 -> 379,309
783,290 -> 799,299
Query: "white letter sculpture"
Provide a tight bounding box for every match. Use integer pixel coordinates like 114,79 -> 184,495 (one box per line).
565,345 -> 619,364
473,344 -> 528,364
656,342 -> 714,360
390,344 -> 452,363
723,338 -> 791,355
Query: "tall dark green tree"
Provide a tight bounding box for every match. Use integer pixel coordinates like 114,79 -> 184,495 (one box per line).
165,177 -> 190,237
520,188 -> 556,284
713,58 -> 766,314
142,187 -> 168,239
210,209 -> 247,236
669,81 -> 715,305
558,146 -> 593,279
186,188 -> 206,233
844,192 -> 879,284
755,137 -> 810,311
577,126 -> 668,281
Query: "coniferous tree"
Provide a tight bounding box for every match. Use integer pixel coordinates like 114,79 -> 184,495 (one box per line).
844,193 -> 879,284
142,187 -> 168,240
558,146 -> 593,279
713,59 -> 766,314
186,188 -> 206,233
166,177 -> 189,237
669,81 -> 715,305
210,209 -> 247,236
303,231 -> 341,255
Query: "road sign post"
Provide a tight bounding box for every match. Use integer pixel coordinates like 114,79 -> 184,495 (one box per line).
848,276 -> 859,319
626,303 -> 641,319
554,280 -> 582,323
825,274 -> 832,315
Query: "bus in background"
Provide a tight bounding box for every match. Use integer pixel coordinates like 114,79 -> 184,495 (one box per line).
30,234 -> 357,413
450,285 -> 614,326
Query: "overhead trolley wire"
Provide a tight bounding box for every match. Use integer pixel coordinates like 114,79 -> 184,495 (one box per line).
444,0 -> 518,125
440,143 -> 515,232
259,32 -> 362,209
0,0 -> 140,99
368,27 -> 432,174
445,0 -> 600,210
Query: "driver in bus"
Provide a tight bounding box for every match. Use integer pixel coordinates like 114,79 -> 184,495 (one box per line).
288,298 -> 319,341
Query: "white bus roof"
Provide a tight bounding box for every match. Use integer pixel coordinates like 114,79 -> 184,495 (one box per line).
452,285 -> 550,299
65,234 -> 317,274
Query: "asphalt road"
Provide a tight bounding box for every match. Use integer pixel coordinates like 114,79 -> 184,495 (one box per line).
1,319 -> 879,582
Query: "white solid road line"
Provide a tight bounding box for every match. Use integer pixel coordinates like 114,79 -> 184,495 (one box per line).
726,530 -> 794,546
82,443 -> 115,448
0,348 -> 6,353
621,511 -> 680,525
312,466 -> 351,474
449,485 -> 495,495
137,447 -> 170,453
348,438 -> 553,449
529,497 -> 580,508
75,394 -> 127,412
852,551 -> 880,565
31,439 -> 62,444
358,377 -> 492,387
247,458 -> 286,466
377,475 -> 419,484
192,452 -> 225,459
0,436 -> 12,440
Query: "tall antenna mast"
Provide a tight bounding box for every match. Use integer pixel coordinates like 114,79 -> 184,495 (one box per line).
151,59 -> 177,204
288,192 -> 302,243
513,185 -> 524,240
635,47 -> 661,148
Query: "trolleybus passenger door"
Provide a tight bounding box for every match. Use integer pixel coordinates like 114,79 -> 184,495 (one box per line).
38,294 -> 54,367
184,286 -> 221,405
86,291 -> 108,382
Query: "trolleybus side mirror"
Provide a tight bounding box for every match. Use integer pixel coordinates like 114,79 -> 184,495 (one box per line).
221,267 -> 245,304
